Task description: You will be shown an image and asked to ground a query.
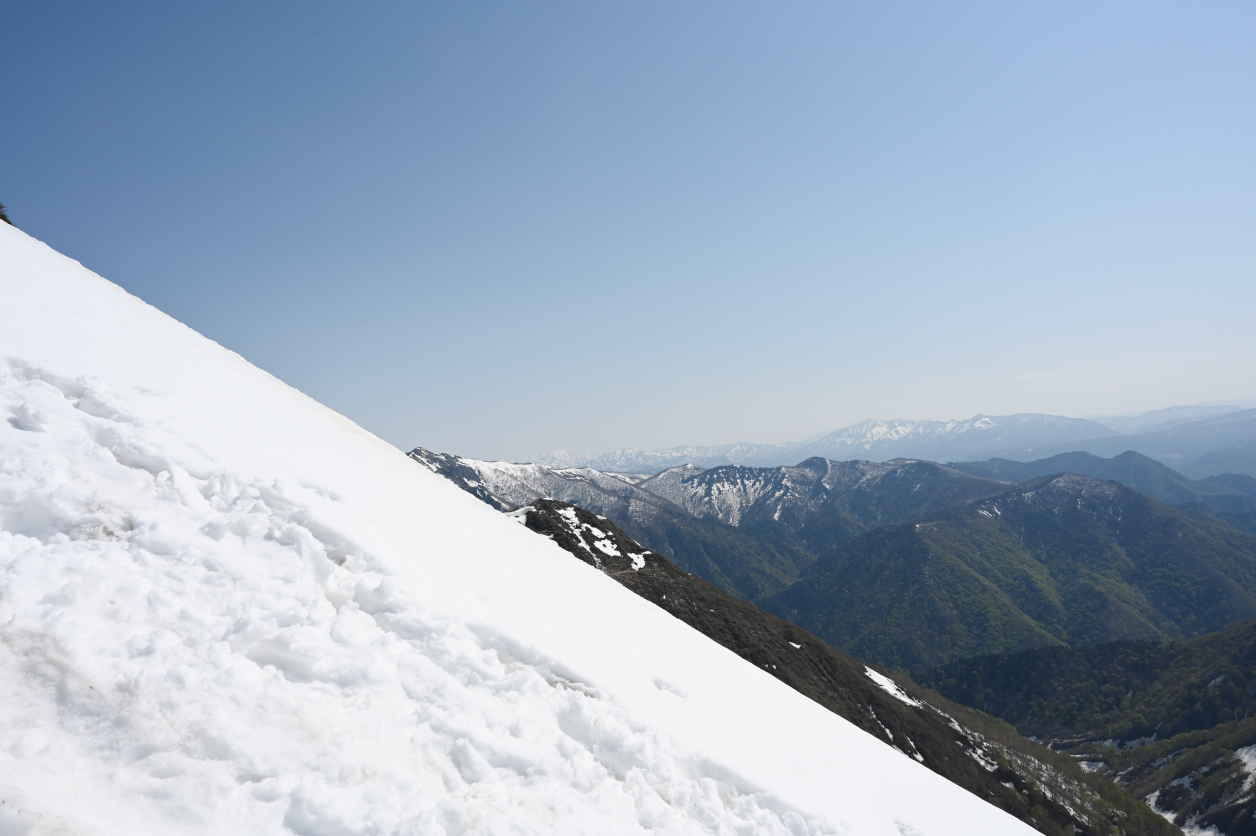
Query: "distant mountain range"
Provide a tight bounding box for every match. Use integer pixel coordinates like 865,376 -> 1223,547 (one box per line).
535,413 -> 1118,472
532,406 -> 1256,477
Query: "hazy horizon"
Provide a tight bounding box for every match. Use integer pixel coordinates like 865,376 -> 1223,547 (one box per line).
4,2 -> 1253,461
517,400 -> 1254,460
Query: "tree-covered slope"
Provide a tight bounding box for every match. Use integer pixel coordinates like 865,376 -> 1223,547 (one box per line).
766,474 -> 1256,671
920,621 -> 1256,834
921,621 -> 1256,742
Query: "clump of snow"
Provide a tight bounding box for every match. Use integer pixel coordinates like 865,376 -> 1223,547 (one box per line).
0,224 -> 1033,835
865,667 -> 923,708
1235,744 -> 1256,792
593,539 -> 621,557
505,504 -> 534,525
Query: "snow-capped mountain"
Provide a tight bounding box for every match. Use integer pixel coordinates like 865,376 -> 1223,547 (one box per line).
639,457 -> 1004,532
536,414 -> 1117,473
0,224 -> 1037,833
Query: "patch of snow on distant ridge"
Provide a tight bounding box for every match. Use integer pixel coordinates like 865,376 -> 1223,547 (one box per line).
865,667 -> 923,708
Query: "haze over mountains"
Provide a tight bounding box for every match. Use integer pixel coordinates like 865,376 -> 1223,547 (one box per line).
534,406 -> 1256,478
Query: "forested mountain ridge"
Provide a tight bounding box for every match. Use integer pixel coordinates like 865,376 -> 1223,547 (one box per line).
766,474 -> 1256,672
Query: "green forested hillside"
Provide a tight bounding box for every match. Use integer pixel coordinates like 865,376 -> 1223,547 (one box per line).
765,474 -> 1256,671
920,620 -> 1256,742
919,621 -> 1256,834
1180,503 -> 1256,536
625,506 -> 815,600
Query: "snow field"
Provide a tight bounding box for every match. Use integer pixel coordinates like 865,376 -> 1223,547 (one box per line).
0,360 -> 829,834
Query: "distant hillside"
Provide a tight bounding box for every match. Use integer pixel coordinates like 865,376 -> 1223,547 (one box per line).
1202,472 -> 1256,500
976,409 -> 1256,478
920,621 -> 1256,835
519,498 -> 1177,836
1093,404 -> 1245,435
1191,436 -> 1256,481
766,474 -> 1256,672
951,450 -> 1256,514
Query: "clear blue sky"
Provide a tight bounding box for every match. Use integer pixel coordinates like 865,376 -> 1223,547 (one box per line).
3,2 -> 1254,460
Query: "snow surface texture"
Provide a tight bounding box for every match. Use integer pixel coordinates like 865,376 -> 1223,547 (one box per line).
0,224 -> 1034,835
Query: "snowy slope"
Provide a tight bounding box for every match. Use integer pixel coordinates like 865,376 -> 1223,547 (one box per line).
0,224 -> 1034,835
